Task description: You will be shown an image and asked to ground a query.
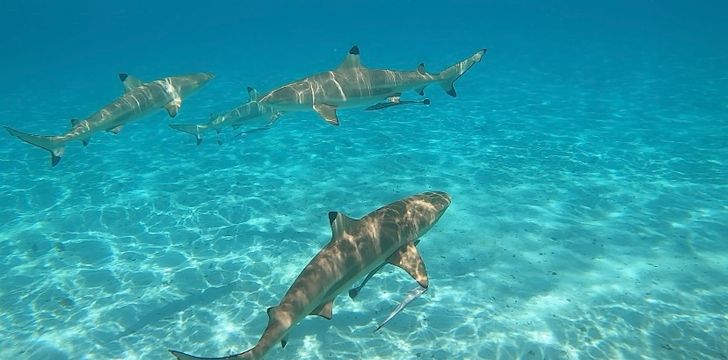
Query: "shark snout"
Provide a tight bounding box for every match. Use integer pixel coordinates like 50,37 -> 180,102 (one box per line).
420,191 -> 451,214
193,72 -> 215,86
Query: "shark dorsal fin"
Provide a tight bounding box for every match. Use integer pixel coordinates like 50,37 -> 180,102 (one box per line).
417,63 -> 426,75
338,45 -> 362,69
387,242 -> 429,288
247,86 -> 259,101
119,73 -> 143,92
310,299 -> 334,320
328,211 -> 357,238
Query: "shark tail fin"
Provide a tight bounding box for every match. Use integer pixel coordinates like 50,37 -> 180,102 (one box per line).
169,124 -> 207,146
437,48 -> 487,97
4,126 -> 66,166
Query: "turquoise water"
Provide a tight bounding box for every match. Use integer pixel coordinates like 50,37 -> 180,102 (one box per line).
1,1 -> 727,359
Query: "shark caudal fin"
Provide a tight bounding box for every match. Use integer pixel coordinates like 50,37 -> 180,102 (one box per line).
169,124 -> 208,146
437,48 -> 487,97
4,126 -> 66,166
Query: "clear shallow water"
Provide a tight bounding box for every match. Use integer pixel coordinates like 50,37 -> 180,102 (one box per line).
1,2 -> 727,359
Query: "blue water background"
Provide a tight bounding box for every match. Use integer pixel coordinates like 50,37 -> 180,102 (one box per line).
1,1 -> 727,359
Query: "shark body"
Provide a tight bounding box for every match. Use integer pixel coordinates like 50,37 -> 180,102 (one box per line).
169,191 -> 452,360
169,87 -> 280,145
257,45 -> 486,125
4,72 -> 214,166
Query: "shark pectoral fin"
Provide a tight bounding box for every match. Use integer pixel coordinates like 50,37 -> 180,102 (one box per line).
165,102 -> 181,118
310,299 -> 334,320
337,45 -> 362,69
281,336 -> 289,348
269,111 -> 282,123
313,104 -> 339,126
119,73 -> 143,92
82,139 -> 89,147
387,242 -> 429,288
247,86 -> 259,101
107,125 -> 123,134
414,86 -> 426,96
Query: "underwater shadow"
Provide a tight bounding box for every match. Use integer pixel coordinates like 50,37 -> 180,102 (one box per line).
116,281 -> 241,339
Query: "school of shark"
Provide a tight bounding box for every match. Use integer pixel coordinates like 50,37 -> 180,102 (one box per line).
3,45 -> 486,359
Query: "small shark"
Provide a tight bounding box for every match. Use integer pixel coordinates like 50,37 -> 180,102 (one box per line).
4,72 -> 214,166
257,45 -> 486,125
169,87 -> 280,145
169,191 -> 452,360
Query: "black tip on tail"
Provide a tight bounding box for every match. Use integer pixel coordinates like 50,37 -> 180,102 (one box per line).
349,45 -> 360,55
119,73 -> 128,82
196,138 -> 202,146
51,155 -> 61,167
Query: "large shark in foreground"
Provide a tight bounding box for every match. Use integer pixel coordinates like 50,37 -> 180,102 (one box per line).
4,72 -> 214,166
257,45 -> 486,125
169,191 -> 452,360
169,87 -> 280,145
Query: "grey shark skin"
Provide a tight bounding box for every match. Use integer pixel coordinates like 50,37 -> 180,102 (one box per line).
257,45 -> 486,125
169,191 -> 452,360
170,87 -> 279,145
4,72 -> 214,166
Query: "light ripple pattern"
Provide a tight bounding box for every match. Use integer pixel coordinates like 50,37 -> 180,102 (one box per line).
1,3 -> 728,360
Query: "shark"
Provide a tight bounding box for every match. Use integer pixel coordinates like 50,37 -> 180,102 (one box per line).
4,72 -> 214,166
169,191 -> 452,360
257,45 -> 486,126
169,86 -> 280,145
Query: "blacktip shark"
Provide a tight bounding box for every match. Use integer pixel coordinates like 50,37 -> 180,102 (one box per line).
169,191 -> 452,360
257,45 -> 486,126
4,72 -> 214,166
169,87 -> 280,145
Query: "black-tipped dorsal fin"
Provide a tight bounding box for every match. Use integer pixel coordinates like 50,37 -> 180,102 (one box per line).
417,63 -> 426,75
328,211 -> 357,238
387,242 -> 429,288
310,299 -> 334,320
338,45 -> 362,69
70,118 -> 82,127
247,86 -> 259,101
119,73 -> 143,92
